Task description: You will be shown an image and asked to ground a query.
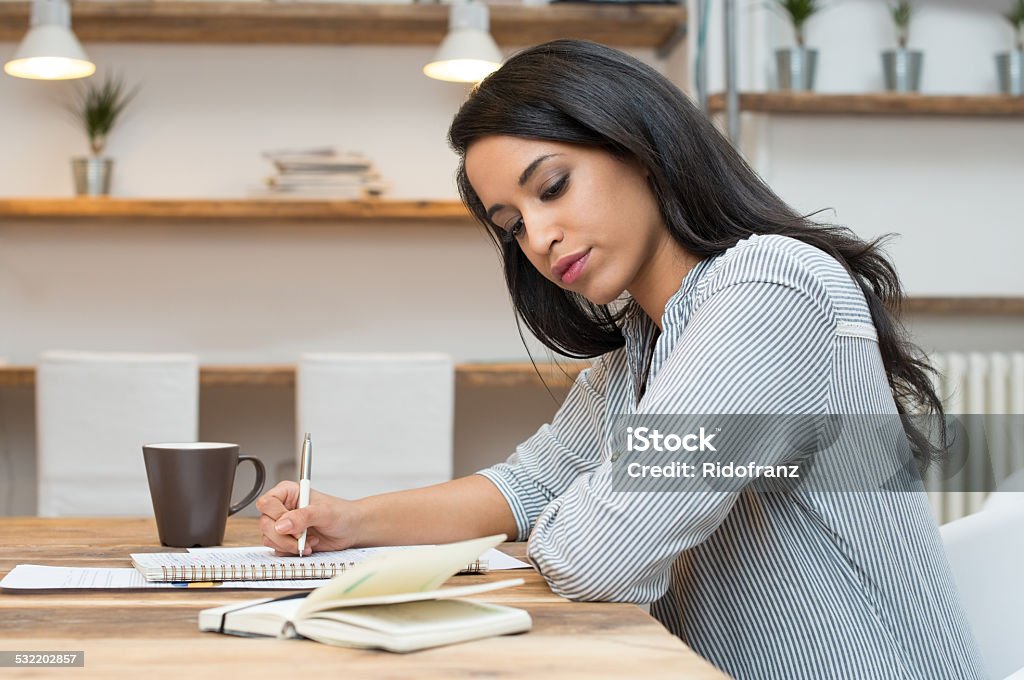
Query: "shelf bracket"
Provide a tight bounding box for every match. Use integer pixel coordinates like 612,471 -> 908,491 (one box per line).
723,0 -> 740,145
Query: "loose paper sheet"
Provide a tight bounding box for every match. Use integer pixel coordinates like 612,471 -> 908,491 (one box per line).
0,565 -> 331,591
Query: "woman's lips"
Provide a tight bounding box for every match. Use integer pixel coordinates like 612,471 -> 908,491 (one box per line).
558,250 -> 591,284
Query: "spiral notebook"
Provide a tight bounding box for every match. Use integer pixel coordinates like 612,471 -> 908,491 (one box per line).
130,545 -> 491,583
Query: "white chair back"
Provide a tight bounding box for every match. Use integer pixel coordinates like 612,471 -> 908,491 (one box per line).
296,353 -> 453,499
941,504 -> 1024,679
36,351 -> 199,516
984,467 -> 1024,514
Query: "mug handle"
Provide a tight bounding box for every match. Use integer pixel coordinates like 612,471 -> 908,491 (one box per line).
229,455 -> 266,516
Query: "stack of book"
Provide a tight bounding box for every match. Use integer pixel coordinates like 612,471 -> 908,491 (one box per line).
258,147 -> 389,199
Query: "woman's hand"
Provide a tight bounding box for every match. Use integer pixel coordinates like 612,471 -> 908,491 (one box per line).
256,481 -> 362,556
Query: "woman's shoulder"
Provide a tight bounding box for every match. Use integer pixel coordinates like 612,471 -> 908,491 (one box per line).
695,234 -> 871,325
707,234 -> 843,289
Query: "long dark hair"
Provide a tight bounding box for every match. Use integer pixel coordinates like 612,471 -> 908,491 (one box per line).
448,39 -> 943,466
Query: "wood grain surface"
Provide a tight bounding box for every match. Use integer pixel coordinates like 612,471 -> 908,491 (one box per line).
0,517 -> 728,679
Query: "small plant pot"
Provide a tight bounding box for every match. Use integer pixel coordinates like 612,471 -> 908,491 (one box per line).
996,50 -> 1023,96
775,47 -> 818,91
72,157 -> 113,196
882,48 -> 923,93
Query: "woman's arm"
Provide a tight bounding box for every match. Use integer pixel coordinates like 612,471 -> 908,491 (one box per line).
257,475 -> 517,554
527,279 -> 835,602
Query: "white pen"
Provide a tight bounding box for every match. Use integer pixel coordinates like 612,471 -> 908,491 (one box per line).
297,432 -> 313,557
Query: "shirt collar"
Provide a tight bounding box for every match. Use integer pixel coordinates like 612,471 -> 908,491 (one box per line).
620,255 -> 716,348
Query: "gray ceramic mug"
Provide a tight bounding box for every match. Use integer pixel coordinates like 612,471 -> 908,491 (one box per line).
142,442 -> 266,547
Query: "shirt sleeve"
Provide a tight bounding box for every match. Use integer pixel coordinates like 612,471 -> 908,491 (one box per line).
526,280 -> 836,602
475,355 -> 614,541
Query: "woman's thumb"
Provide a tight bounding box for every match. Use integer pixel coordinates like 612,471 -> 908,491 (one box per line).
274,507 -> 312,535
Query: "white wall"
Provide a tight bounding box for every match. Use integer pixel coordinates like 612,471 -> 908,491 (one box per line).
696,0 -> 1024,296
2,45 -> 468,199
0,43 -> 669,364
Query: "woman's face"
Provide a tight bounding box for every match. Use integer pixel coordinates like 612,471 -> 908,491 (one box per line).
465,136 -> 673,306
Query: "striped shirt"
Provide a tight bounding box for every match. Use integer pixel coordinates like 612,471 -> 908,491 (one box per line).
477,234 -> 986,679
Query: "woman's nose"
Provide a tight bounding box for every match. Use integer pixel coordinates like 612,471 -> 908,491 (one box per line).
523,211 -> 563,257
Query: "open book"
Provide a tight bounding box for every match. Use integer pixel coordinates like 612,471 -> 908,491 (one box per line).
199,534 -> 531,652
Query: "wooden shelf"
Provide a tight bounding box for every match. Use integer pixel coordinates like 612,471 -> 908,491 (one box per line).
901,297 -> 1024,315
707,92 -> 1024,117
0,362 -> 587,389
0,2 -> 687,49
0,198 -> 472,223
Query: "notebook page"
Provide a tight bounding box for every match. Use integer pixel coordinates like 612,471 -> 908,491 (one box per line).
480,549 -> 530,570
131,548 -> 380,579
186,545 -> 530,570
298,534 -> 506,616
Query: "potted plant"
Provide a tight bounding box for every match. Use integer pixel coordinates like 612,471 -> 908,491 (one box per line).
68,75 -> 139,196
772,0 -> 823,91
882,1 -> 923,93
997,0 -> 1024,96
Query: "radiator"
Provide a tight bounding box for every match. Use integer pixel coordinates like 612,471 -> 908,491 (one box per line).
926,352 -> 1024,523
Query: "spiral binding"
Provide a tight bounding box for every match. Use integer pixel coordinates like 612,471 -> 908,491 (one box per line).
156,558 -> 488,581
158,561 -> 352,581
460,559 -> 486,575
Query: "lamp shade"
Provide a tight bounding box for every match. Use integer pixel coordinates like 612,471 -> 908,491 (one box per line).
423,1 -> 502,83
4,0 -> 95,80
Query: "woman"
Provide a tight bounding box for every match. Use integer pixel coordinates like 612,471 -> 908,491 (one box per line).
258,41 -> 985,679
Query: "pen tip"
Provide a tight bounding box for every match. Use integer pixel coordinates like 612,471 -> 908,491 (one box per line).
304,432 -> 311,440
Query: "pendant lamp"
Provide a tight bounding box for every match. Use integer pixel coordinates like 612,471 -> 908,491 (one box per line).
423,0 -> 502,83
5,0 -> 95,80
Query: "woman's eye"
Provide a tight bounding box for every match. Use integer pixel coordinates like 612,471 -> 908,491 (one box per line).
503,217 -> 525,242
541,175 -> 568,200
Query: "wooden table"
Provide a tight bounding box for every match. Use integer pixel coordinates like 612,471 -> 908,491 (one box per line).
0,518 -> 727,679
